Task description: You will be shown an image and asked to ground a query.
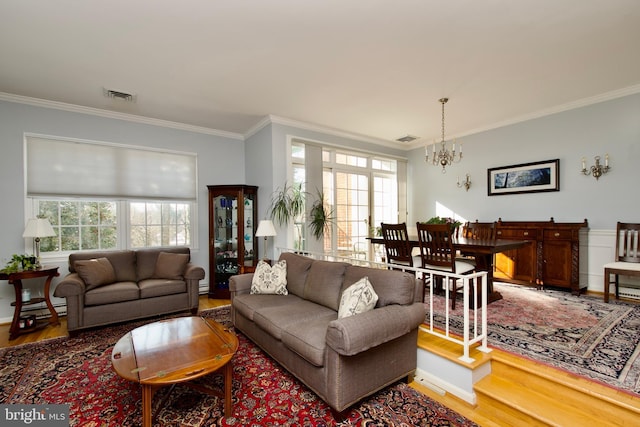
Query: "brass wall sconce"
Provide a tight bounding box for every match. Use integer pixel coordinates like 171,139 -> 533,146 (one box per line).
457,173 -> 471,191
581,154 -> 610,180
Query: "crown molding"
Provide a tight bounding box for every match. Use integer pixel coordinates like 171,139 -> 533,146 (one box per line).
405,83 -> 640,150
263,115 -> 401,149
0,92 -> 245,140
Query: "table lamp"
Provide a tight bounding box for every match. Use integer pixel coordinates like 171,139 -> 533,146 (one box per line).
255,220 -> 277,261
22,217 -> 56,267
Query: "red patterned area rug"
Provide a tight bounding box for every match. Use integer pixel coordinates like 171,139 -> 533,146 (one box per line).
427,282 -> 640,397
1,307 -> 477,427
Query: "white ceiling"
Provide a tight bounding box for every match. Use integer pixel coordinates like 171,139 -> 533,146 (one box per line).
2,0 -> 640,148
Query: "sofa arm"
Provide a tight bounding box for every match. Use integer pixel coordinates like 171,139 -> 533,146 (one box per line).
326,303 -> 426,356
53,273 -> 87,297
184,263 -> 205,281
229,273 -> 253,297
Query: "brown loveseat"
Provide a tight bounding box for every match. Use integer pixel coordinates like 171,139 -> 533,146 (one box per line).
54,247 -> 204,334
230,251 -> 425,413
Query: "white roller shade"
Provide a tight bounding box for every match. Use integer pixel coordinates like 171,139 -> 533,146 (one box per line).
26,136 -> 197,201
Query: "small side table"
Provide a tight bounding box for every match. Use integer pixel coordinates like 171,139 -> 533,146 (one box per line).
1,265 -> 60,340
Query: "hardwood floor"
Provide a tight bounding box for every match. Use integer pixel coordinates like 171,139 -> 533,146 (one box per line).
0,294 -> 229,348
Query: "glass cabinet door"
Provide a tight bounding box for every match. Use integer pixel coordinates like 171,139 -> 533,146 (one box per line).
208,185 -> 258,298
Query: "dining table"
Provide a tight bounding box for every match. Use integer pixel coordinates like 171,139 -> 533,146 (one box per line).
367,236 -> 530,305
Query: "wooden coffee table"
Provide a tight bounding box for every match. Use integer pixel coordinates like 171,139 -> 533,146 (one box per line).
111,316 -> 238,427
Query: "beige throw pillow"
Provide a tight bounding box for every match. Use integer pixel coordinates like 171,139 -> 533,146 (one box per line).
338,276 -> 379,318
153,252 -> 190,280
74,257 -> 116,291
250,260 -> 288,295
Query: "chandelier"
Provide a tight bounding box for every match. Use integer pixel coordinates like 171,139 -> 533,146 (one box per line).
425,98 -> 462,173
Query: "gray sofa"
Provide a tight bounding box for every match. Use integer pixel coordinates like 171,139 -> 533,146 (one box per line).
54,247 -> 205,334
230,251 -> 425,413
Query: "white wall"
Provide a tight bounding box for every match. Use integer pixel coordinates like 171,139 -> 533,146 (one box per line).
0,100 -> 245,322
407,92 -> 640,292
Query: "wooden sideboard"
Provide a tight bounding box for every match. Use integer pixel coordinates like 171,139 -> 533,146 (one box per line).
493,218 -> 588,295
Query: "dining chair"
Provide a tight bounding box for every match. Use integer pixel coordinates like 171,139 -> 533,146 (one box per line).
381,223 -> 419,268
462,221 -> 497,240
459,221 -> 497,265
603,222 -> 640,303
416,222 -> 475,309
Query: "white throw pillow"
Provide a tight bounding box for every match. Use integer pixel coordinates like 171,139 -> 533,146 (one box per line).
338,276 -> 379,318
250,259 -> 288,295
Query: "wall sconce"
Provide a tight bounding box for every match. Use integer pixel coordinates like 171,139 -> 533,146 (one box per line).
457,173 -> 471,191
581,154 -> 610,180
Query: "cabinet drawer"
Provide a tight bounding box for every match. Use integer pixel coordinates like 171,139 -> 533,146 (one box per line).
543,229 -> 575,240
496,228 -> 535,239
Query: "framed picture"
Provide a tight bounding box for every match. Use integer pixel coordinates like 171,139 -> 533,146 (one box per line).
487,159 -> 559,196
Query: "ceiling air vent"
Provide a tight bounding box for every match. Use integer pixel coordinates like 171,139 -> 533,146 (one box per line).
395,135 -> 418,143
103,88 -> 136,102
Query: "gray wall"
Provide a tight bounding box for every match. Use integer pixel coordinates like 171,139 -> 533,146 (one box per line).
407,92 -> 640,229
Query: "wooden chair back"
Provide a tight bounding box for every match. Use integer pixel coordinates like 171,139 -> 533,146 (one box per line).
416,222 -> 455,271
462,221 -> 497,240
615,222 -> 640,263
381,223 -> 414,266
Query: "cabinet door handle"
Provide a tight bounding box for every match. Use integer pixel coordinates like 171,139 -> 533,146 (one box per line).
523,231 -> 529,236
497,231 -> 502,235
554,232 -> 560,237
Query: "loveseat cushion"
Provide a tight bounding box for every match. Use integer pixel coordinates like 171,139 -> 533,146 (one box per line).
74,257 -> 116,291
136,247 -> 190,280
84,281 -> 139,306
139,278 -> 186,298
69,250 -> 137,283
233,294 -> 303,321
152,252 -> 189,280
343,265 -> 415,307
253,300 -> 336,340
303,260 -> 350,311
281,314 -> 336,367
278,252 -> 313,297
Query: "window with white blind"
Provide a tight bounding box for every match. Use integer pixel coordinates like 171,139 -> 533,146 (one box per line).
25,135 -> 197,254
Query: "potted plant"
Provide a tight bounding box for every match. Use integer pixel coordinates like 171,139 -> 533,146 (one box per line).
308,189 -> 334,240
422,216 -> 462,236
269,184 -> 334,249
269,183 -> 306,249
1,254 -> 38,274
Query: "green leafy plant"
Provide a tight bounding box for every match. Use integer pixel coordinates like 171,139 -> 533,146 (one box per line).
269,183 -> 306,227
308,190 -> 334,240
421,216 -> 462,234
1,254 -> 37,273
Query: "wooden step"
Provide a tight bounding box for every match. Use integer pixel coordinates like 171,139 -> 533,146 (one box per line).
474,349 -> 640,426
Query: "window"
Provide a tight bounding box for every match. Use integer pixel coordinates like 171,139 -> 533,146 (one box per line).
290,140 -> 403,258
38,200 -> 117,252
26,135 -> 197,255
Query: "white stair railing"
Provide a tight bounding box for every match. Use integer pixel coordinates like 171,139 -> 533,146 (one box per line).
276,247 -> 491,363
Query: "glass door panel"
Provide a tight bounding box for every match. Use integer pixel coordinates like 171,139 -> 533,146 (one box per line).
335,171 -> 369,258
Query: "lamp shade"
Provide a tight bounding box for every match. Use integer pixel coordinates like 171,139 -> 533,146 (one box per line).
23,217 -> 56,238
255,220 -> 277,237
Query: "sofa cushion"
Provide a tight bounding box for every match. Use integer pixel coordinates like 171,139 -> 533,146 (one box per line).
139,278 -> 187,299
233,294 -> 303,321
69,250 -> 137,283
338,277 -> 378,319
281,314 -> 336,367
253,300 -> 335,340
343,265 -> 415,307
303,260 -> 349,311
136,247 -> 190,280
84,281 -> 139,306
152,252 -> 189,280
278,252 -> 313,297
251,260 -> 288,295
74,257 -> 116,291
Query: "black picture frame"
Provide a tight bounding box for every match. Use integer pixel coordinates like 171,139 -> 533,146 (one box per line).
487,159 -> 559,196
